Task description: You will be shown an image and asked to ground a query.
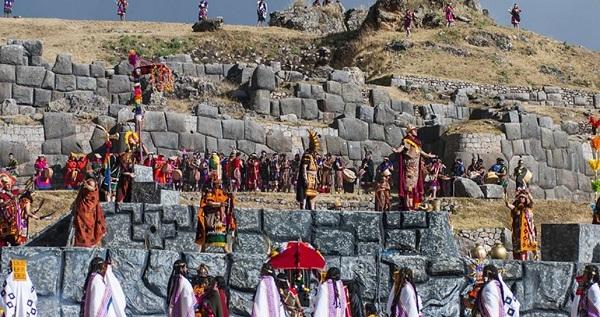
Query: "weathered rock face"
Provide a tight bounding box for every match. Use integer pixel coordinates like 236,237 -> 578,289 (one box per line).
269,4 -> 347,35
192,17 -> 224,32
361,0 -> 405,31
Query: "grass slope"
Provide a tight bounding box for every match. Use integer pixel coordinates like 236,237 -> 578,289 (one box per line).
0,18 -> 598,90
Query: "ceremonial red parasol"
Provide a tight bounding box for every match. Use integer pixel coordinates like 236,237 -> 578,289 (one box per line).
269,241 -> 326,270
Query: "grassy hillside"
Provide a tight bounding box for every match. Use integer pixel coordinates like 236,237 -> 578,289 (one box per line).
0,18 -> 598,90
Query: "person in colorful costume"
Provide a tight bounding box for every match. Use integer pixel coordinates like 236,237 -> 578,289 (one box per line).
116,0 -> 128,21
403,9 -> 417,37
276,273 -> 304,317
71,176 -> 107,247
195,179 -> 236,253
3,0 -> 14,18
257,0 -> 268,27
475,265 -> 520,317
463,245 -> 488,314
444,3 -> 455,27
313,267 -> 349,317
167,260 -> 196,317
246,153 -> 261,191
279,154 -> 292,193
64,153 -> 87,189
509,4 -> 521,29
393,125 -> 436,210
1,260 -> 38,317
198,0 -> 208,21
116,153 -> 135,203
33,155 -> 52,190
80,256 -> 127,317
386,267 -> 423,317
252,263 -> 286,317
0,173 -> 36,246
296,130 -> 321,210
228,152 -> 243,193
505,189 -> 538,261
375,169 -> 392,212
572,265 -> 600,317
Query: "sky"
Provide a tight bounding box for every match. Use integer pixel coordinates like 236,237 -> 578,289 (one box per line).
8,0 -> 600,51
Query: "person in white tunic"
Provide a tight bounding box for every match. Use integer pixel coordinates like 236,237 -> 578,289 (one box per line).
476,265 -> 520,317
386,267 -> 423,317
81,256 -> 127,317
1,259 -> 37,317
571,265 -> 600,317
313,267 -> 348,317
251,263 -> 286,317
167,260 -> 196,317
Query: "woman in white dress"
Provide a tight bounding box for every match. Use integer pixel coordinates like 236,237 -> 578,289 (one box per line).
386,267 -> 422,317
313,267 -> 348,317
571,265 -> 600,317
167,260 -> 196,317
251,263 -> 287,317
475,265 -> 520,317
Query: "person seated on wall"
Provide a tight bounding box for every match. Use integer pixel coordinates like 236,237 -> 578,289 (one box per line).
487,158 -> 508,192
195,178 -> 236,253
467,158 -> 485,185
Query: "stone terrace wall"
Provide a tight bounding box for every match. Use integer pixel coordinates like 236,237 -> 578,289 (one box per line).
28,203 -> 459,258
4,247 -> 588,316
388,74 -> 600,108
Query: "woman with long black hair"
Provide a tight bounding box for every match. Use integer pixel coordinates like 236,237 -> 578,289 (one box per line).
386,267 -> 422,317
313,267 -> 348,317
571,265 -> 600,316
167,260 -> 196,317
475,265 -> 520,317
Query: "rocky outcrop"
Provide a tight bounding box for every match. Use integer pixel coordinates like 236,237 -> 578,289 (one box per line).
269,4 -> 366,35
192,17 -> 224,32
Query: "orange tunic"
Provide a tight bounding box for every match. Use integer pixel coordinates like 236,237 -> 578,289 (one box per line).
73,184 -> 106,247
195,189 -> 236,249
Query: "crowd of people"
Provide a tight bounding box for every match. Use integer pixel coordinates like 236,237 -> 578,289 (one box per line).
7,253 -> 600,317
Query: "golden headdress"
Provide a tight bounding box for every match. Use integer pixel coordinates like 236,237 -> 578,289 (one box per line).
124,131 -> 140,149
308,130 -> 321,153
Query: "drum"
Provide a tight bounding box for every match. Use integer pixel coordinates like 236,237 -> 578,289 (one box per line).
43,168 -> 53,179
523,169 -> 533,184
161,164 -> 173,174
342,169 -> 356,182
484,172 -> 498,184
172,169 -> 183,181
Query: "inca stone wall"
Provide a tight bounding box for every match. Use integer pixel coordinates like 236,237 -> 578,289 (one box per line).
388,74 -> 600,108
10,206 -> 596,317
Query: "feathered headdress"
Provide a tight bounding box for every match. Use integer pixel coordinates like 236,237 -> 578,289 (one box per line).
308,130 -> 321,153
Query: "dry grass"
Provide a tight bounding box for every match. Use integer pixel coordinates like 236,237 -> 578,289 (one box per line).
448,197 -> 591,231
28,190 -> 77,236
446,119 -> 502,135
348,25 -> 600,90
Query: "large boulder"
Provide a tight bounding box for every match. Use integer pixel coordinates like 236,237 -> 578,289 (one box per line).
453,177 -> 484,198
251,65 -> 276,91
337,118 -> 368,141
44,112 -> 76,139
344,8 -> 368,31
192,17 -> 224,32
269,4 -> 347,35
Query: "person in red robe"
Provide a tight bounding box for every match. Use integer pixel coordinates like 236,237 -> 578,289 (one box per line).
246,154 -> 261,191
64,154 -> 79,189
393,126 -> 437,210
229,152 -> 243,193
72,176 -> 106,247
116,153 -> 135,203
